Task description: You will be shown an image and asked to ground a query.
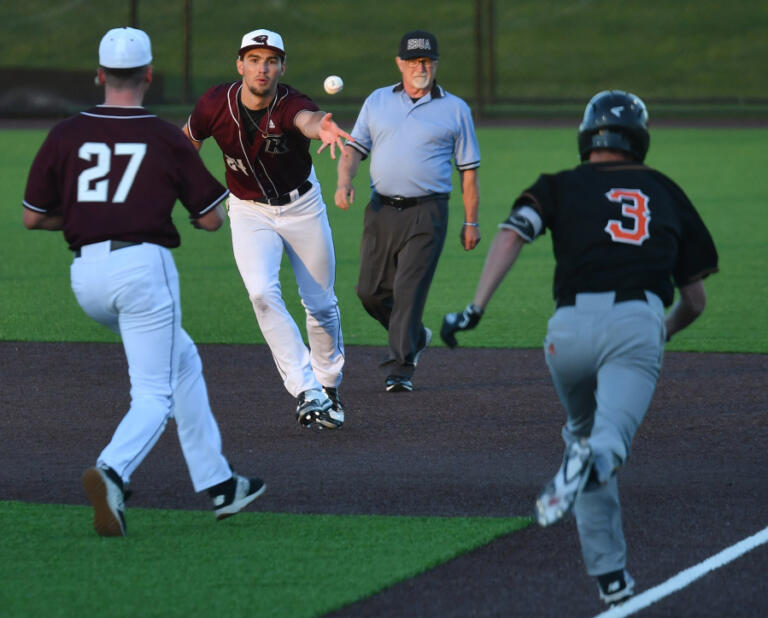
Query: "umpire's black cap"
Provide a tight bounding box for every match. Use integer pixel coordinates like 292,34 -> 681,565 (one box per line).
399,31 -> 439,60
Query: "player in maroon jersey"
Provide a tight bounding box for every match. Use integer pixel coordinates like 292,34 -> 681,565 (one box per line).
441,90 -> 718,606
184,29 -> 351,429
23,27 -> 265,536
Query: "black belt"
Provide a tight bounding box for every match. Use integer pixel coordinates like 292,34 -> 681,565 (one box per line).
261,180 -> 312,206
373,191 -> 450,209
74,240 -> 142,258
556,288 -> 647,309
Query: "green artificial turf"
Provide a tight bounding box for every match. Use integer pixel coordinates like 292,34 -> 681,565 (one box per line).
4,126 -> 767,353
0,501 -> 530,617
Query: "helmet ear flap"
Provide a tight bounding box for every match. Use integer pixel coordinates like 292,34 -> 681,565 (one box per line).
578,90 -> 650,162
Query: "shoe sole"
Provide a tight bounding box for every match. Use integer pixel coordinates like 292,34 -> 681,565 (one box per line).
315,410 -> 344,429
386,382 -> 413,392
216,482 -> 267,521
82,468 -> 125,537
297,410 -> 318,427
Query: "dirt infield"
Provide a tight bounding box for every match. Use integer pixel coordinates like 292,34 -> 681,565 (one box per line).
2,341 -> 766,616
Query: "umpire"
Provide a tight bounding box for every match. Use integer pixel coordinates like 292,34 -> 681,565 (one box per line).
441,90 -> 719,606
336,30 -> 481,392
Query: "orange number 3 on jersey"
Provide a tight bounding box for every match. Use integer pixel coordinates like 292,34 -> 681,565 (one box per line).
604,188 -> 651,245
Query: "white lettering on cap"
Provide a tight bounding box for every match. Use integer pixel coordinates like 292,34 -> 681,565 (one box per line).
407,38 -> 432,51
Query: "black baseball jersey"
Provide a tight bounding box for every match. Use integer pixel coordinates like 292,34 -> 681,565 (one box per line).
186,82 -> 318,201
23,106 -> 228,251
509,161 -> 719,306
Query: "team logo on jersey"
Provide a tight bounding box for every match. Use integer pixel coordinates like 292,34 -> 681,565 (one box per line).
224,154 -> 248,175
604,188 -> 651,245
263,134 -> 289,154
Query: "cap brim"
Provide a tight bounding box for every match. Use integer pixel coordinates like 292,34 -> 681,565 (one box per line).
239,44 -> 285,57
399,52 -> 439,60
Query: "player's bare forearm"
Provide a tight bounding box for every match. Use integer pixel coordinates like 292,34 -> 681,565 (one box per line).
664,279 -> 707,339
296,110 -> 353,160
23,207 -> 63,230
192,203 -> 226,231
472,228 -> 525,310
460,168 -> 480,250
335,145 -> 362,210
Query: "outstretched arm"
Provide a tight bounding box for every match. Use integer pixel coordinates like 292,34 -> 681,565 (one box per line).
472,228 -> 526,310
295,110 -> 353,160
440,227 -> 526,348
335,145 -> 363,210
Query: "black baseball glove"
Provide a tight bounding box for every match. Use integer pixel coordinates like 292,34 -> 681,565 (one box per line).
440,303 -> 484,349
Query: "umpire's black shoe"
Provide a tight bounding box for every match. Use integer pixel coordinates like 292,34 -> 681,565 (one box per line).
597,570 -> 635,606
385,375 -> 413,392
82,465 -> 127,537
209,474 -> 266,521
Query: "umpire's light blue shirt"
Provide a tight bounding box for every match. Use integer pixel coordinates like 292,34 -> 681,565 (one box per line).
348,82 -> 480,197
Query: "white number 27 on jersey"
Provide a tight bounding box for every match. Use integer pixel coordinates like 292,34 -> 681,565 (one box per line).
77,142 -> 147,203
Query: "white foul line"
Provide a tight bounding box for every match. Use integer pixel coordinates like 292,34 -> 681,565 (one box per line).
593,525 -> 768,618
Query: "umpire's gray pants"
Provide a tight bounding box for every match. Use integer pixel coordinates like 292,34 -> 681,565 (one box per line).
356,196 -> 448,378
544,290 -> 665,576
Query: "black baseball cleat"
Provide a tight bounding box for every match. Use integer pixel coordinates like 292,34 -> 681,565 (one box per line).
320,386 -> 345,428
385,375 -> 413,392
597,569 -> 635,606
210,474 -> 266,520
296,389 -> 342,429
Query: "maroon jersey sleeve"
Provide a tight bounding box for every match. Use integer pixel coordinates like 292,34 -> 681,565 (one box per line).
169,129 -> 229,218
186,84 -> 223,143
23,131 -> 63,214
273,91 -> 319,132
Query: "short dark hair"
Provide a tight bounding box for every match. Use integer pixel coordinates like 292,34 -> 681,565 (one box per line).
101,65 -> 148,88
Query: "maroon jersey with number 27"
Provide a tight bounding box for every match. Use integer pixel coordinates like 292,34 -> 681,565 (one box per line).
23,106 -> 228,251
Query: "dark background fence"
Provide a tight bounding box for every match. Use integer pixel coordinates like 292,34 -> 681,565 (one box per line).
2,0 -> 766,122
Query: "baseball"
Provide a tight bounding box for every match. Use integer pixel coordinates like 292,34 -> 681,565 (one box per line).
323,75 -> 344,95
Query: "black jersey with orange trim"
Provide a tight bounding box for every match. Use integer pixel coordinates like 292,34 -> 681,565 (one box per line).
512,161 -> 718,306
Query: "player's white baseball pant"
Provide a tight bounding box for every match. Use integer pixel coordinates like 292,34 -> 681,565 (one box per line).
227,182 -> 345,398
544,289 -> 665,575
70,241 -> 232,492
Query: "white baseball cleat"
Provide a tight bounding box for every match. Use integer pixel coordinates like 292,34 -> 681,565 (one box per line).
535,439 -> 593,526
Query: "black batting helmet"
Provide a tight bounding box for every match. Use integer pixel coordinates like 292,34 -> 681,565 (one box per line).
578,90 -> 650,162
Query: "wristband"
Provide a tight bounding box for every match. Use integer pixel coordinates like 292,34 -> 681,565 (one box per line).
463,222 -> 479,227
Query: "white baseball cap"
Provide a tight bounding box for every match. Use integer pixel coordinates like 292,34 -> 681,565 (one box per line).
99,27 -> 152,69
239,29 -> 285,57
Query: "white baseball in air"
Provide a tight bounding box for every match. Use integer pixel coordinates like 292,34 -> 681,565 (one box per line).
324,75 -> 344,95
